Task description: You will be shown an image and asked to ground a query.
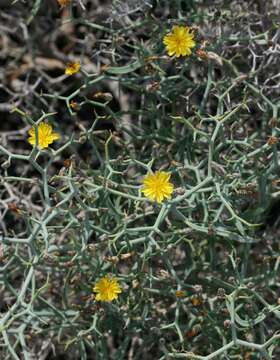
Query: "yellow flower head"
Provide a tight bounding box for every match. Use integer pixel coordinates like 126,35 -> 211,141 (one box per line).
142,171 -> 174,203
163,25 -> 195,57
65,62 -> 80,75
28,122 -> 60,149
93,276 -> 122,302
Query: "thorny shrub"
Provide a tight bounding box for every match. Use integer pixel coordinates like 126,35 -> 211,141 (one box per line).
0,0 -> 280,359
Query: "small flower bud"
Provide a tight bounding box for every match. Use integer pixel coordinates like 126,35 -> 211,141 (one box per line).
175,290 -> 186,298
193,284 -> 203,293
224,319 -> 231,329
78,135 -> 87,144
92,92 -> 113,102
217,288 -> 226,299
1,159 -> 11,169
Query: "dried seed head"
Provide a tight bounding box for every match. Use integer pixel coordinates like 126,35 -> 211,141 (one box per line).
193,284 -> 203,293
146,81 -> 160,92
57,0 -> 71,7
100,64 -> 110,72
186,324 -> 201,338
93,92 -> 113,102
175,290 -> 186,298
132,279 -> 139,289
8,203 -> 21,215
196,49 -> 208,59
63,159 -> 72,168
267,136 -> 278,145
174,187 -> 185,195
159,269 -> 170,279
70,100 -> 79,110
191,295 -> 202,306
269,117 -> 277,128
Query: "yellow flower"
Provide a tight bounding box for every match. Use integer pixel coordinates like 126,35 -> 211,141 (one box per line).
28,122 -> 60,149
93,276 -> 122,302
65,62 -> 80,75
163,25 -> 195,57
142,171 -> 174,203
